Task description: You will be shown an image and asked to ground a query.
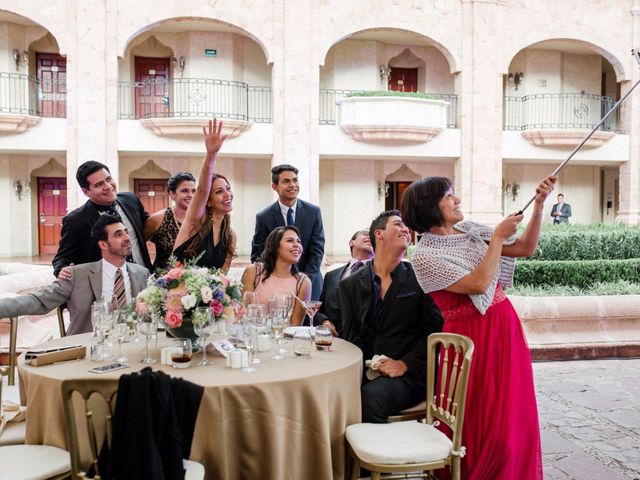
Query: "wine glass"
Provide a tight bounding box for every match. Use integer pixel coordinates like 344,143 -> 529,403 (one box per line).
271,306 -> 288,360
242,320 -> 258,374
274,293 -> 294,322
246,304 -> 266,364
243,291 -> 259,308
193,306 -> 215,366
136,314 -> 158,364
114,311 -> 129,363
301,300 -> 322,328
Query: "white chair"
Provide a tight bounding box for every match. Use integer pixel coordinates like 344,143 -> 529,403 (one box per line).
346,333 -> 474,480
0,374 -> 25,445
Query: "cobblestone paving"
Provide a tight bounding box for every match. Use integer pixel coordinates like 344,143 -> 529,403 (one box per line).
534,359 -> 640,480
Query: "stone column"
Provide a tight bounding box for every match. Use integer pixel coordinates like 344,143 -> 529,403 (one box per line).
271,0 -> 320,202
457,0 -> 506,225
65,0 -> 118,209
617,2 -> 640,224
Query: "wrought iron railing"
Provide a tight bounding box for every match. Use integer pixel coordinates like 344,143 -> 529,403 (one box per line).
319,89 -> 458,128
0,72 -> 66,118
503,93 -> 620,132
117,78 -> 272,123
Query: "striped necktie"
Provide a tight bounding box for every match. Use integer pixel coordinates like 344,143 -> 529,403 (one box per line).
113,268 -> 126,308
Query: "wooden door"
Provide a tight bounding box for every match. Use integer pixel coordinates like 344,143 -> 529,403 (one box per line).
134,57 -> 170,119
389,68 -> 418,93
385,181 -> 417,243
134,178 -> 170,258
36,53 -> 67,118
38,177 -> 67,254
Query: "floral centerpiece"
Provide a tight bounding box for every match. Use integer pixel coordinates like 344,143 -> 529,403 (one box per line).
135,258 -> 243,346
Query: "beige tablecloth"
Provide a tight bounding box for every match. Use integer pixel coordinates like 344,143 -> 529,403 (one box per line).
18,333 -> 363,479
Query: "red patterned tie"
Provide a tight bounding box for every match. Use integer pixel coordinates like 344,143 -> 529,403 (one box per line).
113,268 -> 126,308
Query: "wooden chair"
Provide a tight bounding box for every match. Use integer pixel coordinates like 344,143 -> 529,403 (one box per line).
56,303 -> 67,338
4,316 -> 18,386
61,378 -> 205,480
346,333 -> 474,480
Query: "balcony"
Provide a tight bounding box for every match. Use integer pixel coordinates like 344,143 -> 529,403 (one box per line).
117,78 -> 271,137
0,72 -> 66,132
504,93 -> 619,148
320,89 -> 458,129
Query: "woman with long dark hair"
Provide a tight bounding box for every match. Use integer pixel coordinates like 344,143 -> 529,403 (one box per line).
401,174 -> 555,480
174,119 -> 236,272
144,171 -> 196,271
241,226 -> 311,326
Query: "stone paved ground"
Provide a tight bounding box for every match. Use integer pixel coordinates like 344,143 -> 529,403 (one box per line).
535,359 -> 640,480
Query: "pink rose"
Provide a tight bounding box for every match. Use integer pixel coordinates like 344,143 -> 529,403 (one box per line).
166,268 -> 182,281
165,310 -> 183,328
135,302 -> 148,315
211,300 -> 224,317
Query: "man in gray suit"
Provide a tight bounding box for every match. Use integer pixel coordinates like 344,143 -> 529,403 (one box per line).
551,193 -> 572,224
0,215 -> 149,335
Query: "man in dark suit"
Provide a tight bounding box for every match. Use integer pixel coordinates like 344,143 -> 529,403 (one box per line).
53,161 -> 150,277
551,193 -> 572,224
315,229 -> 374,336
251,164 -> 325,300
0,215 -> 149,335
340,210 -> 443,423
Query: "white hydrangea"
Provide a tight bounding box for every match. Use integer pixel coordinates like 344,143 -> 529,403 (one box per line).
181,294 -> 197,310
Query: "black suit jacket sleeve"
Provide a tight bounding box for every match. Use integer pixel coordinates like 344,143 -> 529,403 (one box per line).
302,206 -> 325,276
339,279 -> 360,348
52,213 -> 83,277
250,211 -> 271,263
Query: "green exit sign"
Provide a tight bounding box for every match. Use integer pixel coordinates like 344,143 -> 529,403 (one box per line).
204,49 -> 217,57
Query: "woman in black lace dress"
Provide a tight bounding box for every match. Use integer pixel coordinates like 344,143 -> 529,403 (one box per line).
143,172 -> 196,271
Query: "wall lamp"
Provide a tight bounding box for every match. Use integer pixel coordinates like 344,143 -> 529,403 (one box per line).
171,56 -> 186,74
378,181 -> 390,200
379,65 -> 392,84
507,72 -> 524,90
504,183 -> 520,201
13,180 -> 31,200
12,49 -> 29,71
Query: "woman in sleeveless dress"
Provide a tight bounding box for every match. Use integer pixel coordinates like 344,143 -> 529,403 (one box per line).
143,172 -> 196,271
241,226 -> 311,326
173,119 -> 236,273
400,174 -> 556,480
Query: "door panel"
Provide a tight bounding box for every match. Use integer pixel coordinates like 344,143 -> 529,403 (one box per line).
36,53 -> 67,118
38,177 -> 67,254
134,57 -> 170,119
134,178 -> 170,258
389,68 -> 418,93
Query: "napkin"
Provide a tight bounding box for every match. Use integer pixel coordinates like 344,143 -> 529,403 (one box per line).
364,354 -> 389,381
0,401 -> 26,437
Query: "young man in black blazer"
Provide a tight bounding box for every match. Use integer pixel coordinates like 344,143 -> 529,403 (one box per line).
52,161 -> 150,277
250,164 -> 325,300
340,210 -> 443,423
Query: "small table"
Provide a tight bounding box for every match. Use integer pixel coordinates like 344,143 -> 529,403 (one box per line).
18,333 -> 363,479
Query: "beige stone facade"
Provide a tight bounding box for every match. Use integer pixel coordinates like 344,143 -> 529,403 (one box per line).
0,0 -> 639,259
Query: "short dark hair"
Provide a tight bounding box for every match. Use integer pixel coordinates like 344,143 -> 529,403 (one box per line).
259,226 -> 301,281
90,214 -> 121,244
400,177 -> 452,233
369,210 -> 401,250
76,161 -> 110,190
168,172 -> 196,192
271,164 -> 299,185
349,229 -> 369,254
557,193 -> 564,198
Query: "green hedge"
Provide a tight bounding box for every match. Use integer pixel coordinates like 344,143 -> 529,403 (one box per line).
345,90 -> 439,100
520,224 -> 640,261
514,258 -> 640,288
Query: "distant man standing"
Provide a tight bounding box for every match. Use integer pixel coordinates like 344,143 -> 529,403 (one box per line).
315,229 -> 374,336
251,164 -> 325,300
551,193 -> 572,224
52,161 -> 151,277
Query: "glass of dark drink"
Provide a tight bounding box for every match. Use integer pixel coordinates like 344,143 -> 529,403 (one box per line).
171,338 -> 193,369
314,325 -> 333,351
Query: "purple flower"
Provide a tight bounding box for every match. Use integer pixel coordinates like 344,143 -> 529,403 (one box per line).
155,277 -> 169,288
213,288 -> 225,301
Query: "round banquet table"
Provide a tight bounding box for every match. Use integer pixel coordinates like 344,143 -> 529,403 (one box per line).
18,332 -> 363,479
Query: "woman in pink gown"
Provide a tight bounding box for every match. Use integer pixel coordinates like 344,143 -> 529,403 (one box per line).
401,175 -> 556,480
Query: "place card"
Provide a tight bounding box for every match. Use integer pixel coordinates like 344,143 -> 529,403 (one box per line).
212,339 -> 235,358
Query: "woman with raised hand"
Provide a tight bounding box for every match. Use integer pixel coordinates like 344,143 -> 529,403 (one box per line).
173,119 -> 236,273
241,226 -> 311,326
400,174 -> 556,480
144,171 -> 196,271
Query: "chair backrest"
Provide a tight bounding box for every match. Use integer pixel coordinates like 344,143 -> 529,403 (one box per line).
61,378 -> 119,479
426,333 -> 474,455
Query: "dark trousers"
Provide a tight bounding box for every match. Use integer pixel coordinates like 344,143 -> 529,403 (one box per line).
361,376 -> 425,423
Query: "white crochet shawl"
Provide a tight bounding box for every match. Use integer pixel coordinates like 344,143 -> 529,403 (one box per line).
411,220 -> 516,315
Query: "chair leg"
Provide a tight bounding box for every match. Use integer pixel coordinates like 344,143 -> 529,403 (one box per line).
8,317 -> 17,386
349,458 -> 360,480
451,456 -> 461,480
371,472 -> 381,480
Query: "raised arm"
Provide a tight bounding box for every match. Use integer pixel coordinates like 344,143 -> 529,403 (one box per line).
174,119 -> 227,249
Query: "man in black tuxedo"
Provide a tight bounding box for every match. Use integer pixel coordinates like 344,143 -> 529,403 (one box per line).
251,164 -> 325,300
315,229 -> 374,336
550,193 -> 572,224
340,210 -> 443,423
52,161 -> 150,277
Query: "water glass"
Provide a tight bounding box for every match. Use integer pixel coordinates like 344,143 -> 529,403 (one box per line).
242,321 -> 258,373
114,312 -> 129,362
271,306 -> 288,360
293,330 -> 313,358
193,306 -> 215,366
137,316 -> 158,364
314,325 -> 333,351
171,339 -> 193,369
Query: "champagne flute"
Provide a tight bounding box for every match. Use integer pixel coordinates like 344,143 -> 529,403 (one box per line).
115,311 -> 129,362
193,306 -> 215,366
247,304 -> 266,364
137,314 -> 157,364
242,321 -> 258,374
271,306 -> 288,360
